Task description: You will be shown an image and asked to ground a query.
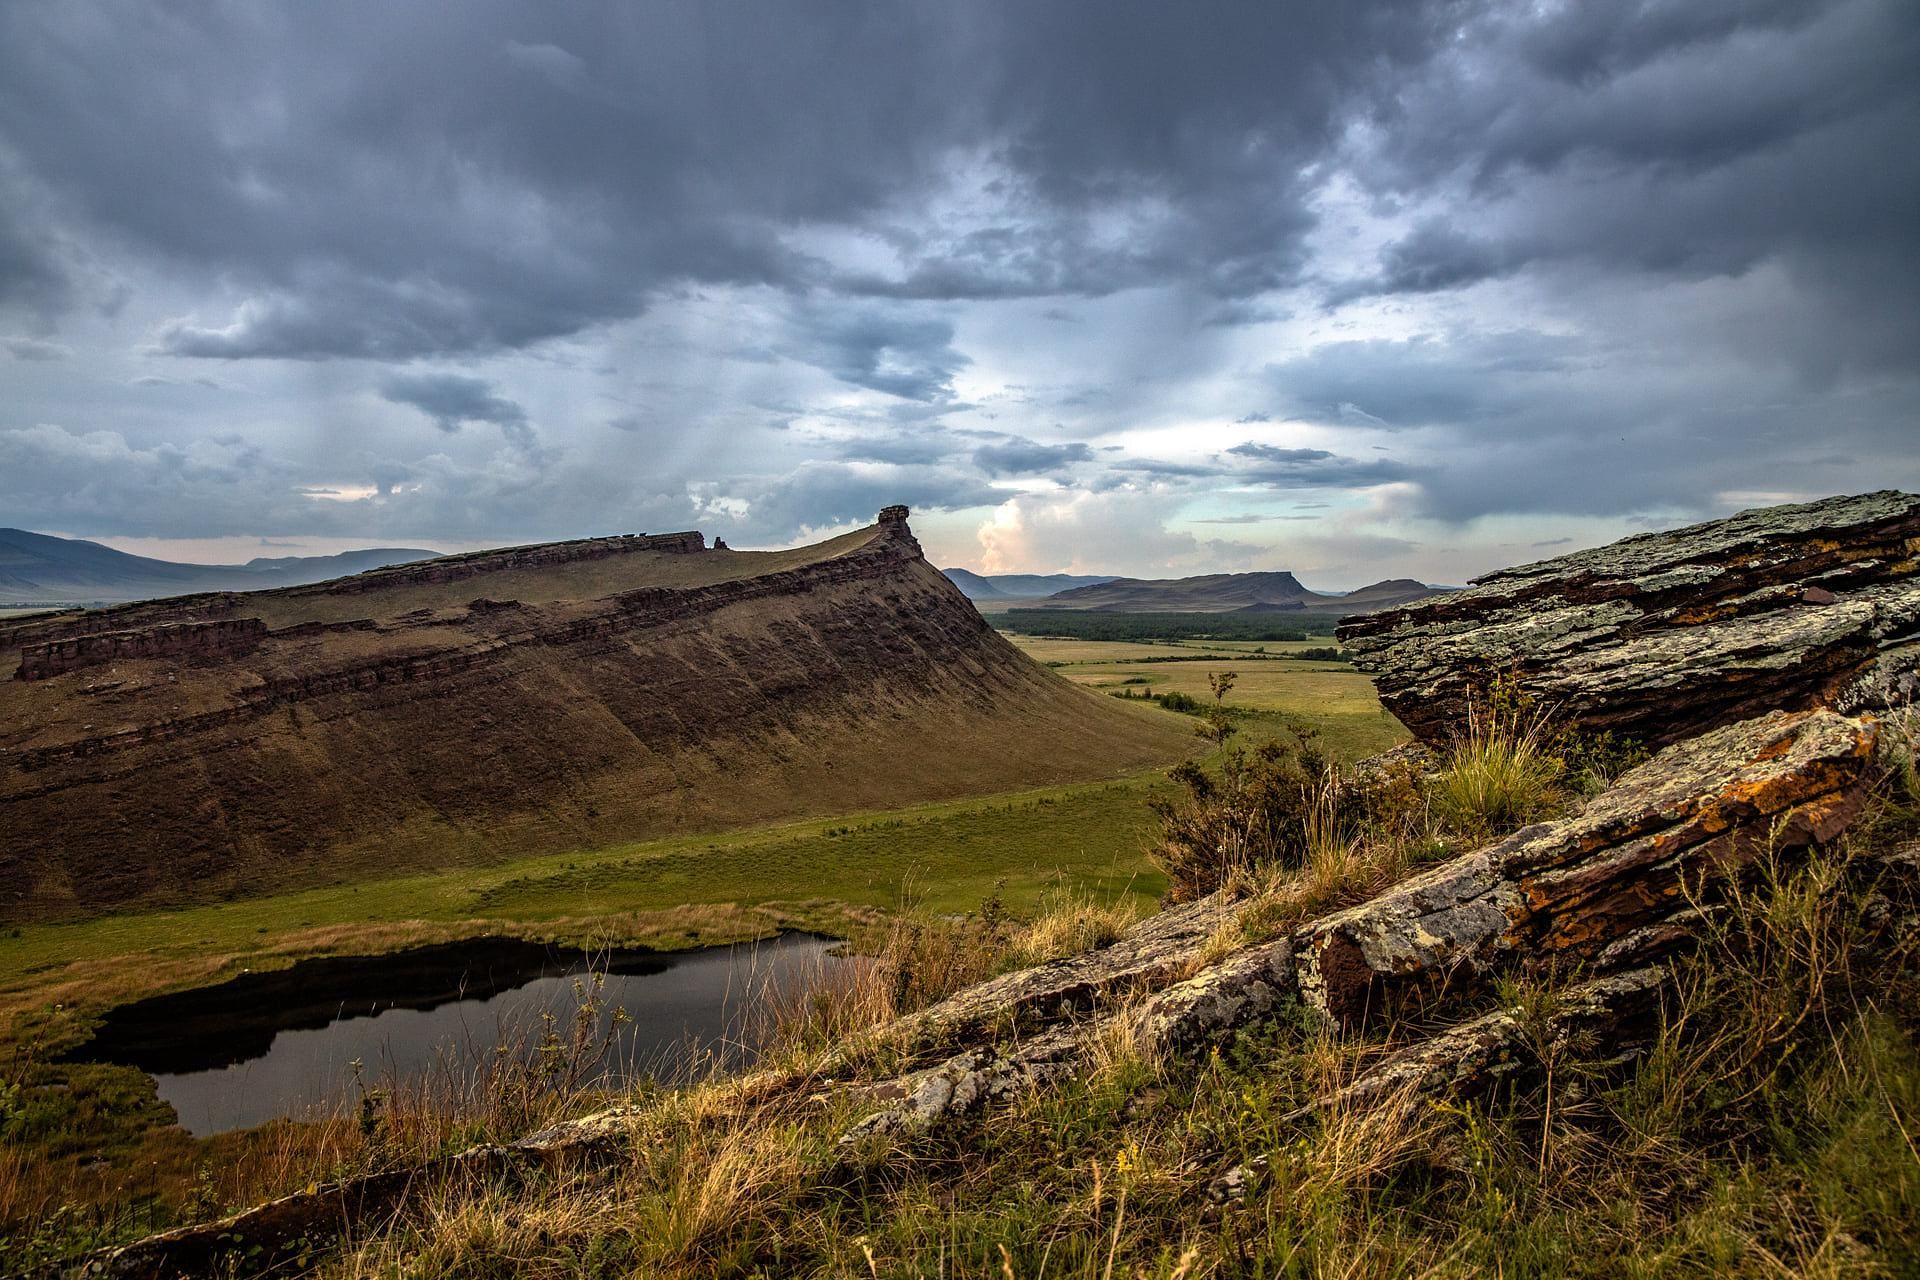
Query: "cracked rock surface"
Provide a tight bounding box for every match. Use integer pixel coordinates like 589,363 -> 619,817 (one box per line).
1293,708 -> 1877,1025
1338,490 -> 1920,746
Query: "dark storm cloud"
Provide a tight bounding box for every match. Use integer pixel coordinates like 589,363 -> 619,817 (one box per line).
380,373 -> 534,449
0,0 -> 1915,557
1343,0 -> 1920,374
0,3 -> 1458,361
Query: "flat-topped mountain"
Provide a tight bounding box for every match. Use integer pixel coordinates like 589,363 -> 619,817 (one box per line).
1027,570 -> 1443,615
0,508 -> 1190,922
0,527 -> 441,605
940,569 -> 1120,601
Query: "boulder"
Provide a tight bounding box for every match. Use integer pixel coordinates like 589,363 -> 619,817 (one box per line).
1337,490 -> 1920,746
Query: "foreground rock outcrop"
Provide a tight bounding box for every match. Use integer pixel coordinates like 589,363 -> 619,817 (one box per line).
0,512 -> 1189,921
837,706 -> 1877,1146
1338,490 -> 1920,746
1294,708 -> 1875,1024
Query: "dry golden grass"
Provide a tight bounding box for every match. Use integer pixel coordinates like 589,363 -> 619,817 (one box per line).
276,818 -> 1920,1279
1004,891 -> 1143,970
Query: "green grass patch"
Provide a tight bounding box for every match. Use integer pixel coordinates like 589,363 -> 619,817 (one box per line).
0,774 -> 1177,1010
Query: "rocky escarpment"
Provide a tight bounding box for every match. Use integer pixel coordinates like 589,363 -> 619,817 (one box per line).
0,511 -> 1190,921
1337,490 -> 1920,746
1291,708 -> 1874,1025
14,618 -> 268,682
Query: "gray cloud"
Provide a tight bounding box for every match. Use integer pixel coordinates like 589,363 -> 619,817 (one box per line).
831,432 -> 961,467
782,304 -> 969,402
0,1 -> 1914,581
1109,458 -> 1226,480
713,462 -> 1003,543
972,439 -> 1094,476
379,373 -> 534,449
1341,0 -> 1918,373
1226,441 -> 1415,489
3,335 -> 70,360
0,3 -> 1463,362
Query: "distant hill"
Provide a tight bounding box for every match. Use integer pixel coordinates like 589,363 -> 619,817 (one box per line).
1026,571 -> 1444,616
0,528 -> 442,605
941,568 -> 1119,600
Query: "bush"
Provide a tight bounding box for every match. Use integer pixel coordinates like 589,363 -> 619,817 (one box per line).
1149,738 -> 1358,901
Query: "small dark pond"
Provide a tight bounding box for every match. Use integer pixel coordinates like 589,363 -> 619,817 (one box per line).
70,933 -> 848,1136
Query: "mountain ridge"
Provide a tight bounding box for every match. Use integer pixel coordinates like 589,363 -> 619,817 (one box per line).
940,568 -> 1119,600
1024,569 -> 1444,615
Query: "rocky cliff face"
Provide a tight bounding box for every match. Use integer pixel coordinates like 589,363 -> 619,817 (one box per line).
0,513 -> 1189,922
1337,490 -> 1920,745
14,618 -> 269,682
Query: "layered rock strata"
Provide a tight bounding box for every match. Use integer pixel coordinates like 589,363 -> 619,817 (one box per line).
1292,707 -> 1876,1025
1337,490 -> 1920,745
0,513 -> 1188,921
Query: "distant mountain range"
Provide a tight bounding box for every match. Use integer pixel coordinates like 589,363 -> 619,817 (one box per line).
940,568 -> 1120,600
0,528 -> 441,605
942,566 -> 1445,616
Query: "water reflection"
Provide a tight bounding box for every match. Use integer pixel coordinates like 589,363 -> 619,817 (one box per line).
72,933 -> 845,1136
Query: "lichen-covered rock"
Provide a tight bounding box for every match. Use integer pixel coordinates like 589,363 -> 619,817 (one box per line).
838,939 -> 1296,1150
857,892 -> 1240,1063
1296,965 -> 1670,1128
1293,708 -> 1876,1025
1338,490 -> 1920,745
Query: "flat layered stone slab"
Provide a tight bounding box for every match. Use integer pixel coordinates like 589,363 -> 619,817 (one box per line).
1338,490 -> 1920,745
1292,708 -> 1877,1025
856,891 -> 1242,1062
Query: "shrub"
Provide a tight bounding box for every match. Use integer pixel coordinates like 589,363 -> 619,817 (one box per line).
1289,646 -> 1345,662
1149,738 -> 1364,901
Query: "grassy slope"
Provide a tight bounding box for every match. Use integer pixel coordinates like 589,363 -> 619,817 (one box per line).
0,773 -> 1177,1034
0,768 -> 1186,1257
1,636 -> 1399,1056
298,728 -> 1920,1279
2,530 -> 1196,922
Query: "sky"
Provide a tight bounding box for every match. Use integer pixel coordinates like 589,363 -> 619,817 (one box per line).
1,2 -> 1916,588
